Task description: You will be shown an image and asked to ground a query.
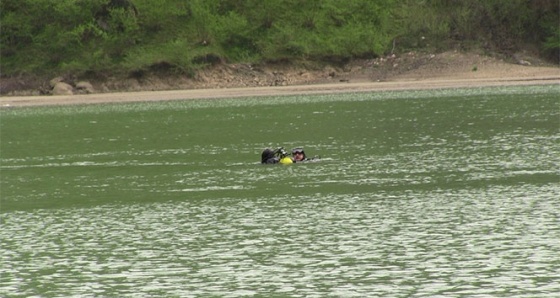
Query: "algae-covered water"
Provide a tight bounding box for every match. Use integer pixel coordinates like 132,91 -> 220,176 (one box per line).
1,85 -> 559,297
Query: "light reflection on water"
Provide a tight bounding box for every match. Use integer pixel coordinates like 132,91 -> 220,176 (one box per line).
1,87 -> 559,297
2,187 -> 559,297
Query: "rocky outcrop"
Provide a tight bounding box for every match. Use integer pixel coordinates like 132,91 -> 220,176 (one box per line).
75,81 -> 95,94
1,51 -> 555,96
48,77 -> 95,95
52,82 -> 74,95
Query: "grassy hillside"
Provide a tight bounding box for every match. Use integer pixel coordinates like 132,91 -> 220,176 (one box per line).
1,0 -> 558,79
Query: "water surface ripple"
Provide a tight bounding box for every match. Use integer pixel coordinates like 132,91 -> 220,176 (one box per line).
1,86 -> 559,297
2,188 -> 559,297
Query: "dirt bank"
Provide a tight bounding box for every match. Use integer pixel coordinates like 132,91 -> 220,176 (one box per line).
1,51 -> 559,107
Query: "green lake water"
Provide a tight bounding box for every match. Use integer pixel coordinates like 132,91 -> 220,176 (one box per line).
1,85 -> 559,297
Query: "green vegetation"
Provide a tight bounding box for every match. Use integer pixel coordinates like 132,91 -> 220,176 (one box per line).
1,0 -> 558,77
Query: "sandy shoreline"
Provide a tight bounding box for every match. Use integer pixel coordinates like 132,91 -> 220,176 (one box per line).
2,74 -> 559,108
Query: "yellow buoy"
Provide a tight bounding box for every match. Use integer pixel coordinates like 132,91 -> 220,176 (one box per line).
279,157 -> 293,165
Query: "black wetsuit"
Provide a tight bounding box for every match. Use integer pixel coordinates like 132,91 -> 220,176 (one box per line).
261,148 -> 280,164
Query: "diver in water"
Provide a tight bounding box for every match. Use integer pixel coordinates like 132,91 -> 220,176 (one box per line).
291,147 -> 321,162
291,147 -> 307,162
261,147 -> 293,164
261,146 -> 319,164
261,148 -> 279,164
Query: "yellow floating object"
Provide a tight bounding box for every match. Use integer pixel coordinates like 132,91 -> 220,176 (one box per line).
279,157 -> 293,165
